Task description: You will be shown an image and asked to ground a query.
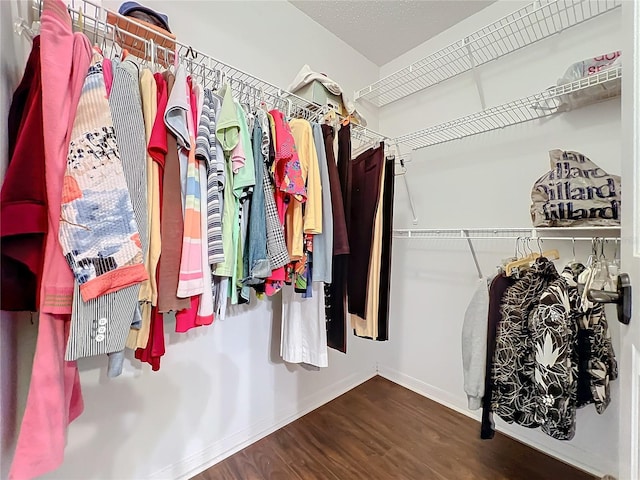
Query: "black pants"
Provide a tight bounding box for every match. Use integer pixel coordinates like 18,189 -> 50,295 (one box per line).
376,156 -> 395,341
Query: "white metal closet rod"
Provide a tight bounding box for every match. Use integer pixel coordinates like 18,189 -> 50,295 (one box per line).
393,227 -> 622,279
393,227 -> 621,241
22,0 -> 390,145
394,235 -> 616,241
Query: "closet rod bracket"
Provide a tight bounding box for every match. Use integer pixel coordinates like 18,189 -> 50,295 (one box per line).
464,36 -> 487,110
462,229 -> 483,279
394,141 -> 418,225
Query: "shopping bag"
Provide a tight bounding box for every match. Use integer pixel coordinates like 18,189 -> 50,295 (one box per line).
530,149 -> 621,227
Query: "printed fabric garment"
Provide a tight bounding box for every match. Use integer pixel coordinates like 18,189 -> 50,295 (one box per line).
9,2 -> 92,478
491,257 -> 559,428
287,119 -> 320,284
66,59 -> 148,362
528,271 -> 580,440
269,110 -> 306,201
58,51 -> 147,302
481,274 -> 517,439
289,119 -> 322,235
264,112 -> 287,293
575,267 -> 618,413
1,36 -> 47,311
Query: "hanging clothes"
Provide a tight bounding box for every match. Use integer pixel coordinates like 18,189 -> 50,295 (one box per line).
58,54 -> 147,302
349,148 -> 393,341
280,282 -> 328,368
311,123 -> 333,283
193,81 -> 215,326
66,57 -> 148,380
133,71 -> 170,371
10,1 -> 92,476
491,258 -> 559,429
462,276 -> 494,411
528,269 -> 580,440
213,85 -> 239,279
156,71 -> 190,313
1,36 -> 46,312
574,265 -> 618,412
481,273 -> 516,439
325,123 -> 351,353
257,110 -> 289,274
196,89 -> 224,266
242,121 -> 271,285
347,143 -> 384,319
375,153 -> 394,341
231,100 -> 256,304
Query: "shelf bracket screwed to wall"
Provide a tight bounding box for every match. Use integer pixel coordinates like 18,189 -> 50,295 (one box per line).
464,36 -> 487,111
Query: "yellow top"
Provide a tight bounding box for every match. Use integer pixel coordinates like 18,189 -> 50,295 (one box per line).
128,68 -> 159,349
289,119 -> 322,235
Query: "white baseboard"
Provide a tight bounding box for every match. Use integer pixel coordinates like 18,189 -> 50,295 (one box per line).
148,367 -> 377,480
377,364 -> 608,478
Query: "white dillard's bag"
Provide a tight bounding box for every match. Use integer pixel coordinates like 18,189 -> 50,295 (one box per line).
530,149 -> 621,227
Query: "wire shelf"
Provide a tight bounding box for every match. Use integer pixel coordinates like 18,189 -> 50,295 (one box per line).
393,226 -> 621,240
24,0 -> 387,145
394,66 -> 621,151
355,0 -> 621,107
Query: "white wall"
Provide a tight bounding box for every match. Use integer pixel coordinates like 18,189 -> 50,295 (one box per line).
1,1 -> 382,479
379,1 -> 622,477
2,1 -> 626,478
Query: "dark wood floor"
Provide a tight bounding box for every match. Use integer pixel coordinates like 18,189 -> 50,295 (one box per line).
192,376 -> 595,480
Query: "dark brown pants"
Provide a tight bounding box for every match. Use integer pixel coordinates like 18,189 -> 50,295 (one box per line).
347,144 -> 384,318
325,124 -> 352,353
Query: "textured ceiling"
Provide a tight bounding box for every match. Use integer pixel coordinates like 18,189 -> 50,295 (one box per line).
289,0 -> 496,66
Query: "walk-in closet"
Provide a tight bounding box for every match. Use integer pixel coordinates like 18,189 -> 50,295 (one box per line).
1,0 -> 639,479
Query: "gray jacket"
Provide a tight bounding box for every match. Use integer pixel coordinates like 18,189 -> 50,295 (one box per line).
462,276 -> 493,410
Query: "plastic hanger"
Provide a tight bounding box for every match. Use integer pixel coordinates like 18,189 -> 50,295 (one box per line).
14,18 -> 40,41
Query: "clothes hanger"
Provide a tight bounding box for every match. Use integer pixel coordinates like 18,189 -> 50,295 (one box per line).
505,237 -> 559,277
535,237 -> 560,261
14,17 -> 40,41
505,237 -> 534,277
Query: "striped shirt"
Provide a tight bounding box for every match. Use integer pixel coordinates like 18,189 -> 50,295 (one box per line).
195,89 -> 224,265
